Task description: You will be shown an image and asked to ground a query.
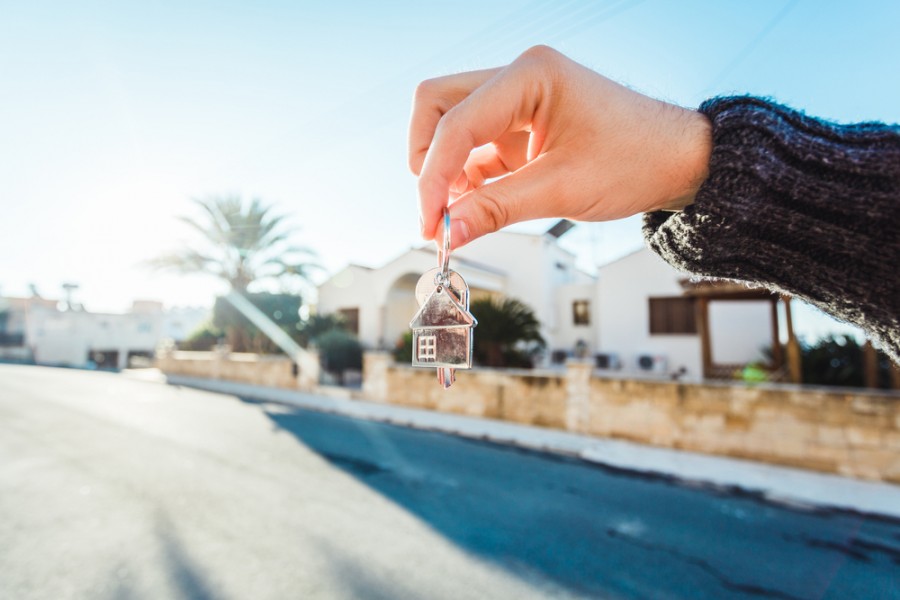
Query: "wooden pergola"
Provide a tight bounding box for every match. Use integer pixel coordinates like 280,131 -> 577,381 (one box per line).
679,280 -> 802,383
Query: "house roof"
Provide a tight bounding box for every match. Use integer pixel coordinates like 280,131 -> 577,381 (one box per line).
409,287 -> 477,330
679,279 -> 780,300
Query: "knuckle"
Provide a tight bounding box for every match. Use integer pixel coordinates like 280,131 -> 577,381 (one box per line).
435,108 -> 474,148
514,45 -> 566,95
475,187 -> 509,233
413,78 -> 437,103
518,44 -> 561,66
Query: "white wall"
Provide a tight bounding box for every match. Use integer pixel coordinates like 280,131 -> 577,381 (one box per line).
316,265 -> 379,346
708,300 -> 771,364
597,248 -> 703,380
17,300 -> 204,369
162,307 -> 210,341
453,231 -> 591,362
27,307 -> 163,368
317,230 -> 592,360
553,283 -> 599,354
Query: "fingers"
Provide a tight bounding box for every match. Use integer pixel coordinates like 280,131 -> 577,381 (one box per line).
447,153 -> 566,249
417,65 -> 549,240
450,132 -> 530,195
408,67 -> 500,177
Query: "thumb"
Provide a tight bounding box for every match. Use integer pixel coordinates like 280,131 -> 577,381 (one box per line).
447,155 -> 564,250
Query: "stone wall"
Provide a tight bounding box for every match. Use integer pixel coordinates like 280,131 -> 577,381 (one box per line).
156,350 -> 299,389
368,353 -> 900,482
382,364 -> 568,428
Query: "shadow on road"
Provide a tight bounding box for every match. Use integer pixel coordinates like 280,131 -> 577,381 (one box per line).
103,514 -> 222,600
246,398 -> 900,600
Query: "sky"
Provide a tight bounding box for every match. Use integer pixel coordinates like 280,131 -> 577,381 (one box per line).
1,0 -> 898,339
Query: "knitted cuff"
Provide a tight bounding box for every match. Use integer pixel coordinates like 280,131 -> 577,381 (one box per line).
642,96 -> 900,360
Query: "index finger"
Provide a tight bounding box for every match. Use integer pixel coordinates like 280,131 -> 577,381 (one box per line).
417,62 -> 545,240
408,68 -> 500,177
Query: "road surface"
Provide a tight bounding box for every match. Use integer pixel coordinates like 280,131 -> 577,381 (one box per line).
1,365 -> 898,599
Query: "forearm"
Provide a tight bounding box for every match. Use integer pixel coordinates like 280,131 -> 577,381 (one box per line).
643,96 -> 900,361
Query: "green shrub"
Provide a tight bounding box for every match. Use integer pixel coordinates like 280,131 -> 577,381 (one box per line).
470,296 -> 545,368
799,335 -> 894,388
315,329 -> 362,384
393,330 -> 413,363
179,321 -> 224,351
295,313 -> 347,348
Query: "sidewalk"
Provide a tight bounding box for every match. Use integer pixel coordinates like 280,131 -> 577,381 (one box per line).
144,372 -> 900,519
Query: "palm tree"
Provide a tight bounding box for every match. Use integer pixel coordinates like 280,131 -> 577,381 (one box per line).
149,195 -> 319,351
150,195 -> 319,292
470,296 -> 546,368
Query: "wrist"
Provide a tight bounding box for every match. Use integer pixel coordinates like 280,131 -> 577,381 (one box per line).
658,108 -> 712,212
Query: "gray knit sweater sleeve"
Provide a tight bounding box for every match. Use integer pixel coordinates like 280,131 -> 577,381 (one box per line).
642,96 -> 900,362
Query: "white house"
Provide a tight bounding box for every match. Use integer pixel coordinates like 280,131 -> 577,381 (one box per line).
596,248 -> 774,380
316,224 -> 779,381
317,225 -> 596,357
0,296 -> 209,369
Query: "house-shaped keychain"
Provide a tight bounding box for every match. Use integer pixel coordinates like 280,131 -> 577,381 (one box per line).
409,286 -> 477,369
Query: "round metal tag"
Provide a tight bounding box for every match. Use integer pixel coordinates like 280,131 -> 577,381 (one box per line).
415,267 -> 468,306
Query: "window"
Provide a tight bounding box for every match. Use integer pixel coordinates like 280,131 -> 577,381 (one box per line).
649,297 -> 697,335
417,335 -> 436,361
339,307 -> 360,335
572,300 -> 590,326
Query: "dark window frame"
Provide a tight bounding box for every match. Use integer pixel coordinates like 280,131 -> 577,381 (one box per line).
648,297 -> 697,335
338,307 -> 360,335
572,299 -> 590,326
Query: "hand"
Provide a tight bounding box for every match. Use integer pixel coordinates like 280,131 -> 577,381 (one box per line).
408,45 -> 712,248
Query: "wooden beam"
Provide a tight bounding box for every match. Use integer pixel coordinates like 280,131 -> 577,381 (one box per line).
863,340 -> 879,389
891,360 -> 900,390
696,297 -> 712,380
783,296 -> 802,384
769,298 -> 783,371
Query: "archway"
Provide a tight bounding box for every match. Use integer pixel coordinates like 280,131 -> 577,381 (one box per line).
383,273 -> 420,352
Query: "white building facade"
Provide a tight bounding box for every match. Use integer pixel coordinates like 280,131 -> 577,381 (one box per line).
0,296 -> 209,369
317,229 -> 595,358
317,228 -> 773,381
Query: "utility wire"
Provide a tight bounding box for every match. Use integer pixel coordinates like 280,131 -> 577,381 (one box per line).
224,0 -> 649,171
704,0 -> 799,94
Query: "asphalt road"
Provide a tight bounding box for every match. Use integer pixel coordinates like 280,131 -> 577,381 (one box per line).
1,365 -> 899,600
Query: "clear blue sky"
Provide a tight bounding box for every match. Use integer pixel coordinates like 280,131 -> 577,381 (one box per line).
1,1 -> 897,338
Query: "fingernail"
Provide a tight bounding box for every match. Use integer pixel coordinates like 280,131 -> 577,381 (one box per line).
419,214 -> 426,238
450,219 -> 469,248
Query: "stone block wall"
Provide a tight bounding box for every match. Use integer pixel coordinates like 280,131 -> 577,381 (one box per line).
156,350 -> 299,389
369,354 -> 900,482
581,376 -> 900,481
382,363 -> 569,429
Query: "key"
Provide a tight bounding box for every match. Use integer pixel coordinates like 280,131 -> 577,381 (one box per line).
414,267 -> 468,308
409,209 -> 477,388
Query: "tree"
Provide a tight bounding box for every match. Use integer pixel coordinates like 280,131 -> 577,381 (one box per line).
149,196 -> 319,351
149,195 -> 319,292
212,292 -> 303,353
470,296 -> 545,368
179,321 -> 224,351
294,313 -> 348,348
799,335 -> 895,389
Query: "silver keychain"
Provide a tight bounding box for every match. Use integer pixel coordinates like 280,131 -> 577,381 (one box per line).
409,209 -> 477,388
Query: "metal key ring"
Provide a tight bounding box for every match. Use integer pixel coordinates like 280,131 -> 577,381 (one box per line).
440,208 -> 451,277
